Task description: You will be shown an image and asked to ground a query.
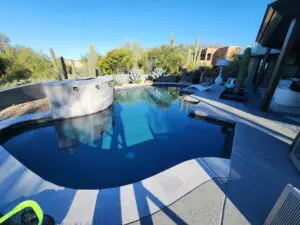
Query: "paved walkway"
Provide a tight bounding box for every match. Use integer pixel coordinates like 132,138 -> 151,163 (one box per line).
190,86 -> 300,224
129,178 -> 227,225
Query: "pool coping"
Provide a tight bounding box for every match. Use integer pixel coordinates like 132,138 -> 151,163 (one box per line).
0,147 -> 231,225
0,84 -> 234,224
113,82 -> 190,91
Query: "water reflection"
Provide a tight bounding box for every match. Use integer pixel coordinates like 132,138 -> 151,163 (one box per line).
116,87 -> 180,109
54,106 -> 114,150
2,87 -> 233,189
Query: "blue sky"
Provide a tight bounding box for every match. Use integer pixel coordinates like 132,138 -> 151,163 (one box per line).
1,0 -> 272,59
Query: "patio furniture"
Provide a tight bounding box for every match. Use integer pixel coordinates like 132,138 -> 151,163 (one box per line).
264,184 -> 300,225
269,79 -> 300,115
184,95 -> 200,104
220,88 -> 248,102
224,78 -> 236,89
180,84 -> 215,95
272,79 -> 300,107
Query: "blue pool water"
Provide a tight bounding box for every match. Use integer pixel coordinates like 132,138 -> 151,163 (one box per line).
1,87 -> 233,189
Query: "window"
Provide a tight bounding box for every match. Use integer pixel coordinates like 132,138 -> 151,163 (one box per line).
200,49 -> 207,60
207,53 -> 212,61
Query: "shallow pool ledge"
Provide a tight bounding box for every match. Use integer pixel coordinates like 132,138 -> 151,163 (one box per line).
0,112 -> 52,130
0,145 -> 230,224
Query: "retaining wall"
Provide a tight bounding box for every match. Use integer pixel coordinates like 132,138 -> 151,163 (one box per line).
0,83 -> 46,109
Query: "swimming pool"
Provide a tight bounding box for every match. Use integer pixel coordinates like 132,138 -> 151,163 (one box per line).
1,87 -> 233,189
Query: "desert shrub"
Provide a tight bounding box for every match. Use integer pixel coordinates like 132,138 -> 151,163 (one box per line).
0,36 -> 55,88
192,69 -> 203,84
142,45 -> 184,74
0,57 -> 10,75
120,41 -> 144,63
129,66 -> 143,83
99,48 -> 134,74
151,67 -> 166,81
113,81 -> 122,86
15,47 -> 54,80
113,74 -> 130,85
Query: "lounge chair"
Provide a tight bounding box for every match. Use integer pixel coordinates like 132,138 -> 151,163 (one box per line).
184,95 -> 200,104
181,83 -> 215,94
224,78 -> 236,89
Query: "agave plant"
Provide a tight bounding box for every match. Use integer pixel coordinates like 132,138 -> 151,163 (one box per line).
129,66 -> 143,83
113,74 -> 130,85
151,68 -> 166,81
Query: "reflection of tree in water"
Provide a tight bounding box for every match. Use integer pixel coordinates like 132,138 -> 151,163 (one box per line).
54,106 -> 114,151
115,88 -> 146,104
146,88 -> 173,109
115,87 -> 180,109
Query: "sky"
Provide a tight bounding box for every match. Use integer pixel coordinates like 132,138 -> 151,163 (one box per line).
0,0 -> 272,59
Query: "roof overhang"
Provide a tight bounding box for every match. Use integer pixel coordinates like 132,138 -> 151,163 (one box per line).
256,0 -> 300,51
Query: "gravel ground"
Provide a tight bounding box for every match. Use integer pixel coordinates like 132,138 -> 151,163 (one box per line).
0,98 -> 50,121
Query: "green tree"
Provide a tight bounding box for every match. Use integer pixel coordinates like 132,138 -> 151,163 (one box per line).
120,41 -> 144,64
0,32 -> 10,52
0,35 -> 55,87
15,47 -> 54,81
142,45 -> 184,74
99,48 -> 134,74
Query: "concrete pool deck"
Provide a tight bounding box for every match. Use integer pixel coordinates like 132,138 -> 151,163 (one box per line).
190,86 -> 300,224
0,85 -> 299,224
0,144 -> 230,224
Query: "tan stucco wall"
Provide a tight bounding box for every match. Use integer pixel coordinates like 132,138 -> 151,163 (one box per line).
199,48 -> 218,67
212,46 -> 240,66
65,60 -> 84,69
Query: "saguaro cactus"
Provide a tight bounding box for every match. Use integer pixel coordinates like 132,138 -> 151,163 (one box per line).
193,36 -> 200,66
49,48 -> 62,80
169,33 -> 175,47
184,49 -> 192,68
60,56 -> 68,79
71,60 -> 77,77
234,47 -> 251,94
88,45 -> 97,77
